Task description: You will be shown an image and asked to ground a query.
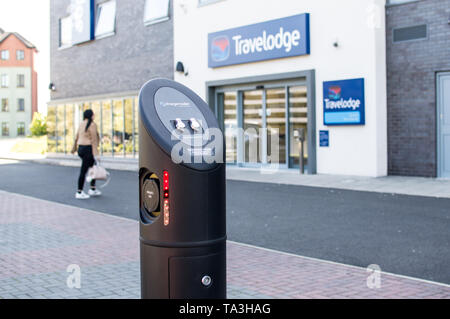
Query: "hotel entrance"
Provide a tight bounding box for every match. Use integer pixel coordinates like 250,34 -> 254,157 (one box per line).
210,72 -> 316,173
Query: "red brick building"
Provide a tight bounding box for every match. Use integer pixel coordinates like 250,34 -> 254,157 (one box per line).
0,29 -> 38,137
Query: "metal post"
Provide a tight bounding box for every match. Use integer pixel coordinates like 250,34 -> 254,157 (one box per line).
299,140 -> 304,174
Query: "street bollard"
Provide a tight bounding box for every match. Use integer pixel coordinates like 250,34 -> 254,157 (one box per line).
138,78 -> 226,299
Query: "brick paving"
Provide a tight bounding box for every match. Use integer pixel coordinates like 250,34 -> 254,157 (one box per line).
0,190 -> 449,299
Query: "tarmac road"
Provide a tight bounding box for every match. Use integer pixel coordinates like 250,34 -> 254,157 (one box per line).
0,160 -> 449,284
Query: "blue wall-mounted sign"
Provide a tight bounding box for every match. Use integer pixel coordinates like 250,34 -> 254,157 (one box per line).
323,78 -> 365,126
71,0 -> 95,45
319,130 -> 329,147
208,13 -> 310,68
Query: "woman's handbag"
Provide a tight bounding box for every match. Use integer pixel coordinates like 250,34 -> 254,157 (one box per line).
86,161 -> 111,188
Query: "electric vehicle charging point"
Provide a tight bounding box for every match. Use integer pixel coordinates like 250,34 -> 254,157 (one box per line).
138,78 -> 226,299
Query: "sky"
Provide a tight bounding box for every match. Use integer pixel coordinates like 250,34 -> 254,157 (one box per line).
0,0 -> 50,114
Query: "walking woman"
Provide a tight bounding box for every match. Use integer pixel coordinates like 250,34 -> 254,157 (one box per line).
71,109 -> 102,199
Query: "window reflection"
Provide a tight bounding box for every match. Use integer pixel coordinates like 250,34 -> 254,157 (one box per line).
289,86 -> 308,168
91,101 -> 101,154
47,96 -> 139,158
134,97 -> 139,156
113,100 -> 124,156
102,101 -> 113,156
47,106 -> 57,153
65,104 -> 75,154
266,88 -> 286,164
56,105 -> 66,153
223,92 -> 237,164
95,0 -> 117,38
124,99 -> 133,157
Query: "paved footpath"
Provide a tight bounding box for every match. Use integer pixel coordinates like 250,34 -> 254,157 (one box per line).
0,190 -> 449,299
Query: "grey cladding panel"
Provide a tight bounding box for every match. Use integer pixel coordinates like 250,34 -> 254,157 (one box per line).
393,25 -> 427,42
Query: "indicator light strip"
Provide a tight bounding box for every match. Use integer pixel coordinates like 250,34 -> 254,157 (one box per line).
163,171 -> 169,226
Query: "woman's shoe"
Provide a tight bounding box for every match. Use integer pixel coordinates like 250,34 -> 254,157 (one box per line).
75,191 -> 90,199
88,189 -> 102,197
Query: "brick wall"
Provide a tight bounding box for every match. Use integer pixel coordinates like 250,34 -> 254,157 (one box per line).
0,34 -> 36,69
50,0 -> 174,101
386,0 -> 450,177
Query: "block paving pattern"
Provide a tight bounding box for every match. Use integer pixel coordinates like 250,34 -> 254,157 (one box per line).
0,190 -> 449,299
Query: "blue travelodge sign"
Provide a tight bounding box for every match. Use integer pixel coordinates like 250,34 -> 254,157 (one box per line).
208,13 -> 310,68
319,130 -> 329,147
323,78 -> 365,126
71,0 -> 95,45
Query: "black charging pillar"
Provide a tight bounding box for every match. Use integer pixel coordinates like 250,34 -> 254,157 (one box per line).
138,78 -> 226,299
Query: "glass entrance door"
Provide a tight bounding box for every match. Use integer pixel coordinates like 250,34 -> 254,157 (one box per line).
266,88 -> 286,165
243,90 -> 263,164
216,82 -> 309,170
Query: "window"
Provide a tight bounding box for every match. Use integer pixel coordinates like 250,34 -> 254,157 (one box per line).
393,25 -> 427,42
387,0 -> 418,5
1,74 -> 8,88
17,74 -> 25,88
60,16 -> 72,47
17,122 -> 25,136
144,0 -> 170,25
17,98 -> 25,112
1,122 -> 9,136
198,0 -> 224,6
1,98 -> 9,112
16,50 -> 24,60
95,1 -> 116,38
1,50 -> 9,60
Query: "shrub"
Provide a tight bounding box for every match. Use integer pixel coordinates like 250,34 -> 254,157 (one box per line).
30,113 -> 48,137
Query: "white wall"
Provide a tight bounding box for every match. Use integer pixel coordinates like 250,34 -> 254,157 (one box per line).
173,0 -> 387,177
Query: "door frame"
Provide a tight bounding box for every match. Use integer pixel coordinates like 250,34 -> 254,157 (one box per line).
206,70 -> 316,174
437,71 -> 450,178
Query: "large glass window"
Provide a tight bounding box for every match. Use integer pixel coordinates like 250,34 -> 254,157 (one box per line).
90,101 -> 101,130
1,98 -> 9,112
124,99 -> 134,157
198,0 -> 223,6
113,100 -> 124,156
56,105 -> 66,153
47,106 -> 57,153
223,92 -> 237,163
1,50 -> 9,60
1,122 -> 9,136
65,104 -> 75,154
17,98 -> 25,112
59,16 -> 72,47
47,96 -> 140,157
1,74 -> 9,88
243,90 -> 263,164
95,0 -> 116,38
17,74 -> 25,88
387,0 -> 418,5
144,0 -> 170,25
17,122 -> 25,136
16,50 -> 24,60
288,86 -> 308,168
134,97 -> 139,156
101,101 -> 113,156
266,88 -> 286,165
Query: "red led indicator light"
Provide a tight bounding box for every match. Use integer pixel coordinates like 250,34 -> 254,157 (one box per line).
163,171 -> 169,226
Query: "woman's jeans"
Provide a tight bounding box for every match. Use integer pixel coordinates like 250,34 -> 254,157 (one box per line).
78,145 -> 96,191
